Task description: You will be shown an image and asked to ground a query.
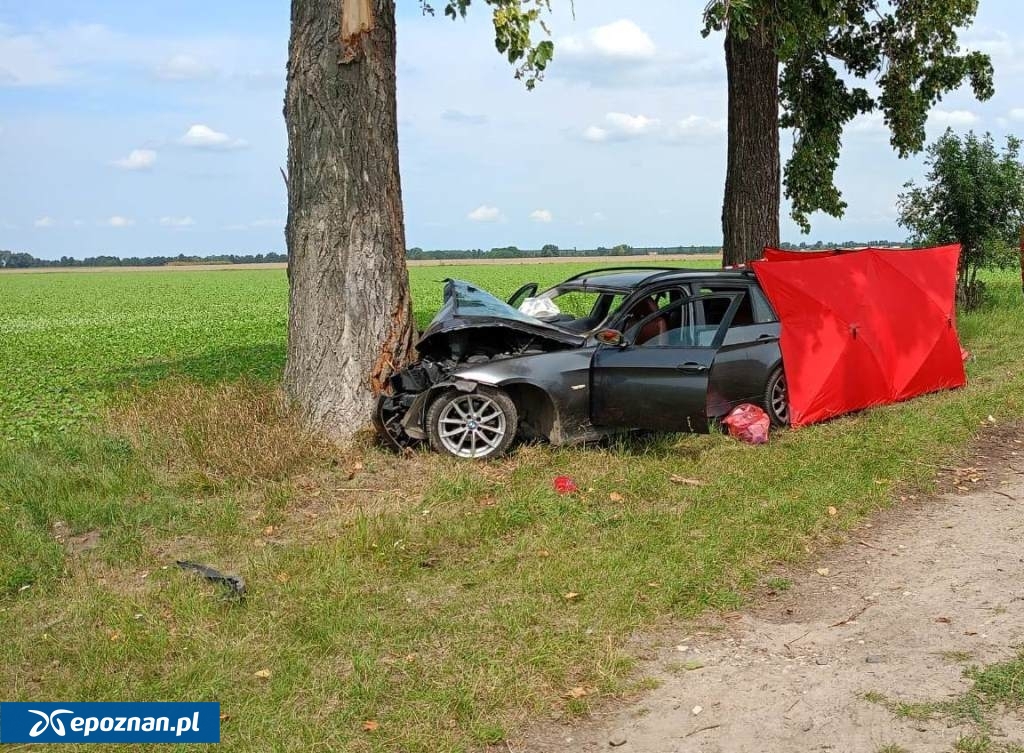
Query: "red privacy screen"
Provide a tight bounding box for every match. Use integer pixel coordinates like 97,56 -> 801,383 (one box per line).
751,245 -> 967,427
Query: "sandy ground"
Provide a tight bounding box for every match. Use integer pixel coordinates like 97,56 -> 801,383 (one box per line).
0,254 -> 721,275
523,427 -> 1024,753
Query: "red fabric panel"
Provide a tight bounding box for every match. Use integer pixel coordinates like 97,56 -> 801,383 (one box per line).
762,247 -> 847,262
751,245 -> 966,427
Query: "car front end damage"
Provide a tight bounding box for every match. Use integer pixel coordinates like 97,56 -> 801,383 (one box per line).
373,279 -> 584,453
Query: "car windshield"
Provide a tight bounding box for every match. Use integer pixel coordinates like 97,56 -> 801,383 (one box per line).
447,280 -> 539,324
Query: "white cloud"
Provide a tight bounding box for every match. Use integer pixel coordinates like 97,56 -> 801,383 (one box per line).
159,215 -> 195,227
556,19 -> 720,88
250,218 -> 283,228
592,211 -> 608,222
0,24 -> 79,86
607,112 -> 659,136
178,124 -> 248,150
105,215 -> 134,228
963,30 -> 1022,71
155,54 -> 215,81
583,112 -> 661,142
665,115 -> 726,140
113,148 -> 157,171
530,209 -> 553,223
0,23 -> 272,90
562,19 -> 656,62
848,111 -> 886,133
34,216 -> 55,228
929,109 -> 979,127
467,205 -> 503,222
1009,108 -> 1024,122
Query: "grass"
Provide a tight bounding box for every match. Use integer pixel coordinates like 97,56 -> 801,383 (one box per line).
866,648 -> 1024,752
0,264 -> 1023,751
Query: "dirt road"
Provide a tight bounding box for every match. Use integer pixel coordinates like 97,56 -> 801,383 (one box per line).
524,431 -> 1024,753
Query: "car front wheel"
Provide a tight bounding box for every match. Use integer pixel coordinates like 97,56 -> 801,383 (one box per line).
426,387 -> 518,460
764,366 -> 790,427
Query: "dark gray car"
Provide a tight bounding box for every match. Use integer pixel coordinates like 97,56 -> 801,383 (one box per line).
375,266 -> 789,459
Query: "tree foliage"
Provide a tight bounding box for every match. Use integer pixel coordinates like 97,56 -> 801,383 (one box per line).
422,0 -> 556,88
897,130 -> 1024,308
702,0 -> 994,232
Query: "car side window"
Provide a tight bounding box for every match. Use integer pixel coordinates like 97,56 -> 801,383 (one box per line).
628,294 -> 738,348
629,301 -> 690,347
697,286 -> 756,326
618,289 -> 678,338
696,284 -> 779,326
750,286 -> 777,323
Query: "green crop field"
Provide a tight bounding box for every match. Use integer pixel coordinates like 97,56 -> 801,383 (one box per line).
0,261 -> 706,441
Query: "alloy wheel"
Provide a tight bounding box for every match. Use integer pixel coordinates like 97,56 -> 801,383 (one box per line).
771,375 -> 790,425
436,393 -> 508,459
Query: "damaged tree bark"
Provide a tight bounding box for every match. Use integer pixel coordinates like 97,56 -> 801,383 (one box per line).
284,0 -> 416,442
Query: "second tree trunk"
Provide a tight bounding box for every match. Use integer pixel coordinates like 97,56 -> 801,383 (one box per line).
722,28 -> 781,267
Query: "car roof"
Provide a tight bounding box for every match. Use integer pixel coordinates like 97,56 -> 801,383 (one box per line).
557,266 -> 756,292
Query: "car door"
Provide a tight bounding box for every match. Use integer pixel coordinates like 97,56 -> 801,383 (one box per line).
590,292 -> 742,432
689,284 -> 783,418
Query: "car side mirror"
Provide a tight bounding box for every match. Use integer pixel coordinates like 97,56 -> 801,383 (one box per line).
595,328 -> 626,347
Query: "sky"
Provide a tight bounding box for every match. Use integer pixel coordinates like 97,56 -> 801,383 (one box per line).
1,1 -> 1023,260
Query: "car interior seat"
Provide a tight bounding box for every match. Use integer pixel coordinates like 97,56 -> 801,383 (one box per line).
626,297 -> 668,345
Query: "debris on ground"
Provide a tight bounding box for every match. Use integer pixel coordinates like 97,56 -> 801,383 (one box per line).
722,404 -> 770,445
670,475 -> 703,486
176,560 -> 246,598
553,476 -> 579,494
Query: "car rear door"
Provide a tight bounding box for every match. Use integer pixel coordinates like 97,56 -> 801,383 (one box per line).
689,283 -> 783,418
589,292 -> 742,432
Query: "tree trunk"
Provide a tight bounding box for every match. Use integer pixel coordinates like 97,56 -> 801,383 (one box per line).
283,0 -> 415,442
721,27 -> 781,267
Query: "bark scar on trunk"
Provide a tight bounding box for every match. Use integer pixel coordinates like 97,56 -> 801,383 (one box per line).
340,0 -> 375,63
369,295 -> 414,395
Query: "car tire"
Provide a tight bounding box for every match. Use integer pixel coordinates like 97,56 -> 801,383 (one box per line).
764,366 -> 790,427
426,386 -> 518,460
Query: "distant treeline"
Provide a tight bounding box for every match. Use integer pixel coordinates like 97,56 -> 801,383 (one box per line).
0,251 -> 288,269
405,240 -> 906,260
2,240 -> 907,268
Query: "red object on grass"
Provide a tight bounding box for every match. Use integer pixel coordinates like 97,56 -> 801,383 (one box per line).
751,244 -> 967,427
553,476 -> 579,494
722,403 -> 770,445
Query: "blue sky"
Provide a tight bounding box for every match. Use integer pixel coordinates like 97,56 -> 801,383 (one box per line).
1,1 -> 1022,260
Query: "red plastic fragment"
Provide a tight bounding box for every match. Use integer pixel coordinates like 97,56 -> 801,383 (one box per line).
553,476 -> 579,494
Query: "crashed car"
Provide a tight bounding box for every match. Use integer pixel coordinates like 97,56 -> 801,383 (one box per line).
374,266 -> 789,459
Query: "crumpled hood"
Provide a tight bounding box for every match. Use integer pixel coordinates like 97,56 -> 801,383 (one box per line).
416,279 -> 584,354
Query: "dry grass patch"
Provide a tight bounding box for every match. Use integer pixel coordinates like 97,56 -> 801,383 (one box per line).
107,378 -> 342,485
